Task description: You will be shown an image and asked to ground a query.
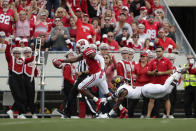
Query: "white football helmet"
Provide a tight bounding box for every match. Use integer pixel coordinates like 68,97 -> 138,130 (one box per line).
77,39 -> 90,52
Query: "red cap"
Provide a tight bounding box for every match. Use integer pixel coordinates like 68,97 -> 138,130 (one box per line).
76,8 -> 82,12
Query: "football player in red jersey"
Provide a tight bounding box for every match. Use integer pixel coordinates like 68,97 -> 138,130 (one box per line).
5,41 -> 37,119
58,39 -> 112,112
0,0 -> 14,36
23,47 -> 38,119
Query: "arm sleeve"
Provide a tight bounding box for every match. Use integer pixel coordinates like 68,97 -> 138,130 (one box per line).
94,54 -> 105,70
5,44 -> 12,63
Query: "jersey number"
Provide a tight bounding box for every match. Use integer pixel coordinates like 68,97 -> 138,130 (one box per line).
147,29 -> 156,39
0,14 -> 11,25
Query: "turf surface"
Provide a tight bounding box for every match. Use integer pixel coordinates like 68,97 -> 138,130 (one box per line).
0,118 -> 196,131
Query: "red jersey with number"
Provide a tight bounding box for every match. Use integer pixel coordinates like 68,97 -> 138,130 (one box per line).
139,19 -> 162,40
0,9 -> 14,36
76,19 -> 95,42
83,48 -> 101,74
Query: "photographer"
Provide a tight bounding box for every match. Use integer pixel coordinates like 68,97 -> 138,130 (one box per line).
50,17 -> 70,51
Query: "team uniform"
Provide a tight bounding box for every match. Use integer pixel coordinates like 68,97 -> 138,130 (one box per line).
117,59 -> 134,80
115,72 -> 181,100
78,48 -> 110,95
23,61 -> 38,115
0,8 -> 14,36
5,45 -> 34,115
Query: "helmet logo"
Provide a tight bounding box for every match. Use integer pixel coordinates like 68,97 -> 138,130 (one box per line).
115,77 -> 121,83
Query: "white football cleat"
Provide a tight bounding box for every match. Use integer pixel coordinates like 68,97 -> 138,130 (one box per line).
32,114 -> 38,119
7,109 -> 14,119
17,114 -> 27,119
96,113 -> 109,119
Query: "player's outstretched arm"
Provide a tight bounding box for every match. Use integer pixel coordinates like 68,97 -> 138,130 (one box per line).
61,54 -> 83,63
108,89 -> 128,117
113,89 -> 128,112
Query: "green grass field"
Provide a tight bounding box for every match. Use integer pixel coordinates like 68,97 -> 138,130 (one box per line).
0,118 -> 196,131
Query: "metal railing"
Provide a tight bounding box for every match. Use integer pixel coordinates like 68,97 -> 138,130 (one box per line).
161,0 -> 196,57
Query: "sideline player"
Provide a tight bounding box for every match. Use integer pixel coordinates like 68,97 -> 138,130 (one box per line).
58,39 -> 112,112
107,67 -> 187,118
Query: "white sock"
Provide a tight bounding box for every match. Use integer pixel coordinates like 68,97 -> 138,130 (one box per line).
93,97 -> 98,102
109,109 -> 115,116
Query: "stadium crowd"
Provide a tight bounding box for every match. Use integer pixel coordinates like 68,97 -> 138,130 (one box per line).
0,0 -> 196,119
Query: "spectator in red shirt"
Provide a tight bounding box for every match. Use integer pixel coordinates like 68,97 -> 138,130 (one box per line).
68,17 -> 77,42
147,46 -> 173,118
128,51 -> 151,117
138,14 -> 163,40
0,0 -> 14,36
91,18 -> 101,41
16,0 -> 30,13
106,31 -> 119,51
67,2 -> 96,42
148,0 -> 165,15
120,6 -> 134,25
154,29 -> 177,50
75,8 -> 83,19
113,0 -> 123,19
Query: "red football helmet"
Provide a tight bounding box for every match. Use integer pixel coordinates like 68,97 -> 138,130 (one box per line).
52,58 -> 62,69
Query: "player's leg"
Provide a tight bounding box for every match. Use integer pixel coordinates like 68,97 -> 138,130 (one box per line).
78,74 -> 97,98
142,72 -> 181,99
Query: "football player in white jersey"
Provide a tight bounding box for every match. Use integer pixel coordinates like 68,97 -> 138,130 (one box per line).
107,67 -> 187,118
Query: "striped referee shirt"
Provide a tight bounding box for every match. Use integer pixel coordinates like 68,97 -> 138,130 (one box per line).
78,60 -> 88,72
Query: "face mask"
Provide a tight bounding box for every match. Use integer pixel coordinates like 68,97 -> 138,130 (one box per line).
189,59 -> 195,64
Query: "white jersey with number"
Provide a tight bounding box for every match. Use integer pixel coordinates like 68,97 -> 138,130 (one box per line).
115,84 -> 142,99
